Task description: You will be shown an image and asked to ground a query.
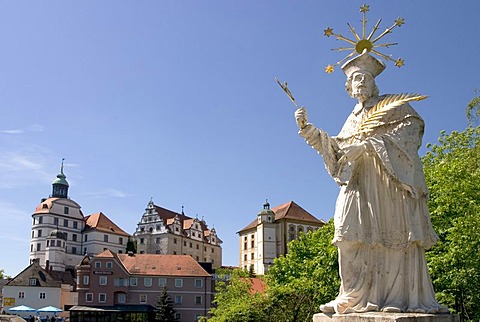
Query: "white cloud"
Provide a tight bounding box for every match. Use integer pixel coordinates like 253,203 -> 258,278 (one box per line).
0,124 -> 44,135
0,147 -> 53,189
81,188 -> 133,199
0,129 -> 24,134
26,124 -> 44,132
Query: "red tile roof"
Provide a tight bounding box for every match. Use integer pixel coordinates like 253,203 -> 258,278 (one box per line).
109,252 -> 211,277
84,212 -> 130,237
240,277 -> 267,295
238,201 -> 325,233
33,197 -> 83,215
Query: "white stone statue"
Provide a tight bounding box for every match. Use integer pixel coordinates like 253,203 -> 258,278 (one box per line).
294,52 -> 448,314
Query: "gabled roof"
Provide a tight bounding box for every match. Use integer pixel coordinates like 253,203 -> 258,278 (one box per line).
49,270 -> 76,287
6,262 -> 61,287
240,277 -> 267,295
84,212 -> 130,237
150,204 -> 213,239
113,253 -> 211,277
238,201 -> 325,233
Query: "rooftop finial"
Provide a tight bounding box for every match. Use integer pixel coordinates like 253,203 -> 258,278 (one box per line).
263,199 -> 270,210
61,158 -> 65,174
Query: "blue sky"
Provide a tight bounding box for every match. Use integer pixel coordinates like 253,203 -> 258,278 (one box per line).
1,1 -> 479,277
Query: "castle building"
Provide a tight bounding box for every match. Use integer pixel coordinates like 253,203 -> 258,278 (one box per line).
29,163 -> 131,273
133,201 -> 222,268
238,201 -> 325,275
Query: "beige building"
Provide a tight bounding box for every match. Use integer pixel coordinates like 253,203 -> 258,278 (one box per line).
133,200 -> 222,268
238,201 -> 325,275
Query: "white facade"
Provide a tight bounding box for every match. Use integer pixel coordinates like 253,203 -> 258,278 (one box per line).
133,201 -> 223,268
239,201 -> 325,275
29,167 -> 131,272
3,285 -> 61,312
30,198 -> 85,271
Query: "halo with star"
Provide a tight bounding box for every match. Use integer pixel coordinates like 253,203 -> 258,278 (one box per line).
324,4 -> 405,74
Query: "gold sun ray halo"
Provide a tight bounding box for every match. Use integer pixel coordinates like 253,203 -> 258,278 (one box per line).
324,4 -> 405,74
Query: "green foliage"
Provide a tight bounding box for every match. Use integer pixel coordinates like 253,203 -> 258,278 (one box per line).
423,112 -> 480,321
154,287 -> 177,322
126,237 -> 137,254
208,221 -> 339,322
266,220 -> 339,321
208,269 -> 269,322
466,89 -> 480,126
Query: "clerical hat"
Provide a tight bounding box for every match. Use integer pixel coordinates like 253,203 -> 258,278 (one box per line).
341,50 -> 385,78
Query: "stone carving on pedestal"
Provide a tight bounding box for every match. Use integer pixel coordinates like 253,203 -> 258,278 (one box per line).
278,5 -> 456,320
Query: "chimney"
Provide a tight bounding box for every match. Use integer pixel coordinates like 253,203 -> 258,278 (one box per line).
45,260 -> 50,272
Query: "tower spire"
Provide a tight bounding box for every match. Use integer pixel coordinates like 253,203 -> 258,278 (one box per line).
51,159 -> 69,198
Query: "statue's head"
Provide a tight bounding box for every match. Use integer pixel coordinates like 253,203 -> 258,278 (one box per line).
342,51 -> 384,101
345,71 -> 379,101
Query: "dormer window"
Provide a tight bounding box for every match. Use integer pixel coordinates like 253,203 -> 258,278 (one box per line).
29,278 -> 37,286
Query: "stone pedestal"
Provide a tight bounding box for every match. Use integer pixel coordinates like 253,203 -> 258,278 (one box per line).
313,312 -> 459,322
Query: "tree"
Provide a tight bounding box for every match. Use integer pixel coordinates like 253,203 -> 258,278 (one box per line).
208,269 -> 269,322
423,96 -> 480,321
126,237 -> 137,254
208,221 -> 339,322
154,287 -> 177,322
0,268 -> 10,279
266,220 -> 339,322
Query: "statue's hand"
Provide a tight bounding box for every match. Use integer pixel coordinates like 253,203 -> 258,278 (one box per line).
338,142 -> 368,164
294,107 -> 308,130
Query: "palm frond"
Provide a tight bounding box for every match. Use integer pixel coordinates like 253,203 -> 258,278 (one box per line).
358,93 -> 427,135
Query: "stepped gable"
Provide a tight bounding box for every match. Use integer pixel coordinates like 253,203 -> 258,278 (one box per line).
153,204 -> 210,236
238,201 -> 325,232
84,212 -> 130,236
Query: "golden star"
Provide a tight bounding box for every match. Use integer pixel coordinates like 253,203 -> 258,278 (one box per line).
395,17 -> 405,27
325,65 -> 334,74
360,4 -> 370,13
395,58 -> 405,67
324,27 -> 334,37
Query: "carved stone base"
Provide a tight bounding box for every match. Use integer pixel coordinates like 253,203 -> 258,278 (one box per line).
313,312 -> 459,322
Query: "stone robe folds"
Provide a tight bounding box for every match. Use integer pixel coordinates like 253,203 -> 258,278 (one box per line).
299,97 -> 446,313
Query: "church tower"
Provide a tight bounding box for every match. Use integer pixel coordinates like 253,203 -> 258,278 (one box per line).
51,159 -> 69,198
30,161 -> 85,271
256,201 -> 277,274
